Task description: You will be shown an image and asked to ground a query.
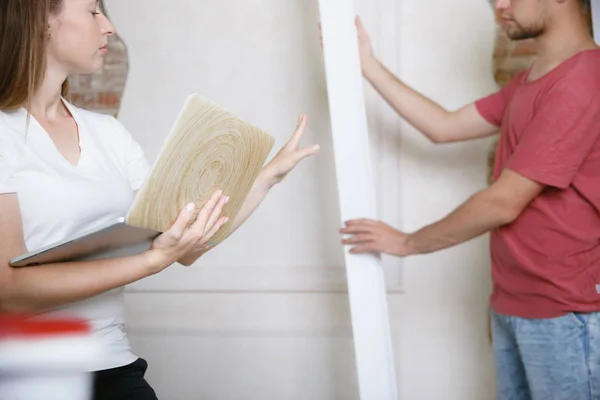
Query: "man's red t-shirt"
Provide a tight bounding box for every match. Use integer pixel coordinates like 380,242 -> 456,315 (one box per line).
475,49 -> 600,318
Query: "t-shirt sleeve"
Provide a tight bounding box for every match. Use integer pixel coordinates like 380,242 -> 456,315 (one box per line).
505,80 -> 600,189
475,73 -> 523,126
111,118 -> 151,191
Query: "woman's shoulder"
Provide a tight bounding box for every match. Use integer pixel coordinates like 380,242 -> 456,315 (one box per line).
0,109 -> 28,153
0,111 -> 27,184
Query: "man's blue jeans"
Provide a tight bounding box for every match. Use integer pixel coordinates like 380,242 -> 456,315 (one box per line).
491,310 -> 600,399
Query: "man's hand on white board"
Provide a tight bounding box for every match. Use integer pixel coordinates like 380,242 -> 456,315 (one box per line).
354,16 -> 375,74
261,114 -> 320,187
339,219 -> 414,257
317,16 -> 375,75
145,190 -> 229,272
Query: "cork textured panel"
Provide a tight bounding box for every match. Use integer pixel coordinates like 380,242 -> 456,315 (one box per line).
126,94 -> 275,245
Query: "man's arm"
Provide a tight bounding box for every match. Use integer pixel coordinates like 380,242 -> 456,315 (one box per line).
363,58 -> 499,144
352,17 -> 499,143
340,169 -> 543,256
404,169 -> 543,254
341,75 -> 600,256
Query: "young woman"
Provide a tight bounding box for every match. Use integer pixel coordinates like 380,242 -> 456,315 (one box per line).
0,0 -> 320,399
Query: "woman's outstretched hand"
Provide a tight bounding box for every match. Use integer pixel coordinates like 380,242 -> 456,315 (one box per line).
261,114 -> 320,187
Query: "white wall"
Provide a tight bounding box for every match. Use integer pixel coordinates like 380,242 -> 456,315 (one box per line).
105,0 -> 498,398
392,0 -> 498,397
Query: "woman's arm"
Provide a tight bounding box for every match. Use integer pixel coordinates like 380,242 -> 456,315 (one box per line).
178,115 -> 319,266
0,190 -> 228,313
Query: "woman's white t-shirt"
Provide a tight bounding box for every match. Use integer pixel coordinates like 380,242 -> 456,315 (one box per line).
0,99 -> 151,371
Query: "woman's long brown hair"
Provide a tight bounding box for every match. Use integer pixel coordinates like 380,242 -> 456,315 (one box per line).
0,0 -> 68,111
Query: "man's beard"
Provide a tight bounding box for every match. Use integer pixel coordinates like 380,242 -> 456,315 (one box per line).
506,20 -> 544,41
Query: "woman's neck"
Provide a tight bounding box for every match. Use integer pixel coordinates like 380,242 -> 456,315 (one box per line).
28,67 -> 69,120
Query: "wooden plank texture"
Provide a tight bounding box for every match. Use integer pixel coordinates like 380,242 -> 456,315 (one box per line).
127,94 -> 275,245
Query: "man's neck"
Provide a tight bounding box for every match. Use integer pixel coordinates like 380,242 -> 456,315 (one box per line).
529,14 -> 597,80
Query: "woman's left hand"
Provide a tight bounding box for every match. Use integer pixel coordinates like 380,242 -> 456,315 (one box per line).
262,115 -> 320,187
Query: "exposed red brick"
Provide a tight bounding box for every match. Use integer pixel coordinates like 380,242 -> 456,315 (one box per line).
67,32 -> 128,118
72,74 -> 93,90
105,48 -> 127,66
104,35 -> 128,66
493,34 -> 509,58
493,7 -> 503,23
97,92 -> 121,109
101,65 -> 128,90
513,39 -> 537,56
66,93 -> 98,109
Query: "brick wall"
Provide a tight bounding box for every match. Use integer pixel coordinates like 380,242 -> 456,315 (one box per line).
67,0 -> 128,118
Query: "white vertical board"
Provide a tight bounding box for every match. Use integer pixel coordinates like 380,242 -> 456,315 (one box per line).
317,0 -> 398,399
593,0 -> 600,43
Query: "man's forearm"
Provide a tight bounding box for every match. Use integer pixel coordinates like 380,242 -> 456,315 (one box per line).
406,190 -> 517,255
363,57 -> 452,143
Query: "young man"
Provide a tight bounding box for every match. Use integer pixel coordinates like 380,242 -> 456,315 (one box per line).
339,0 -> 600,398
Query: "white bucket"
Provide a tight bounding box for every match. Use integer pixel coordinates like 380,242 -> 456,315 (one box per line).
0,315 -> 103,400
